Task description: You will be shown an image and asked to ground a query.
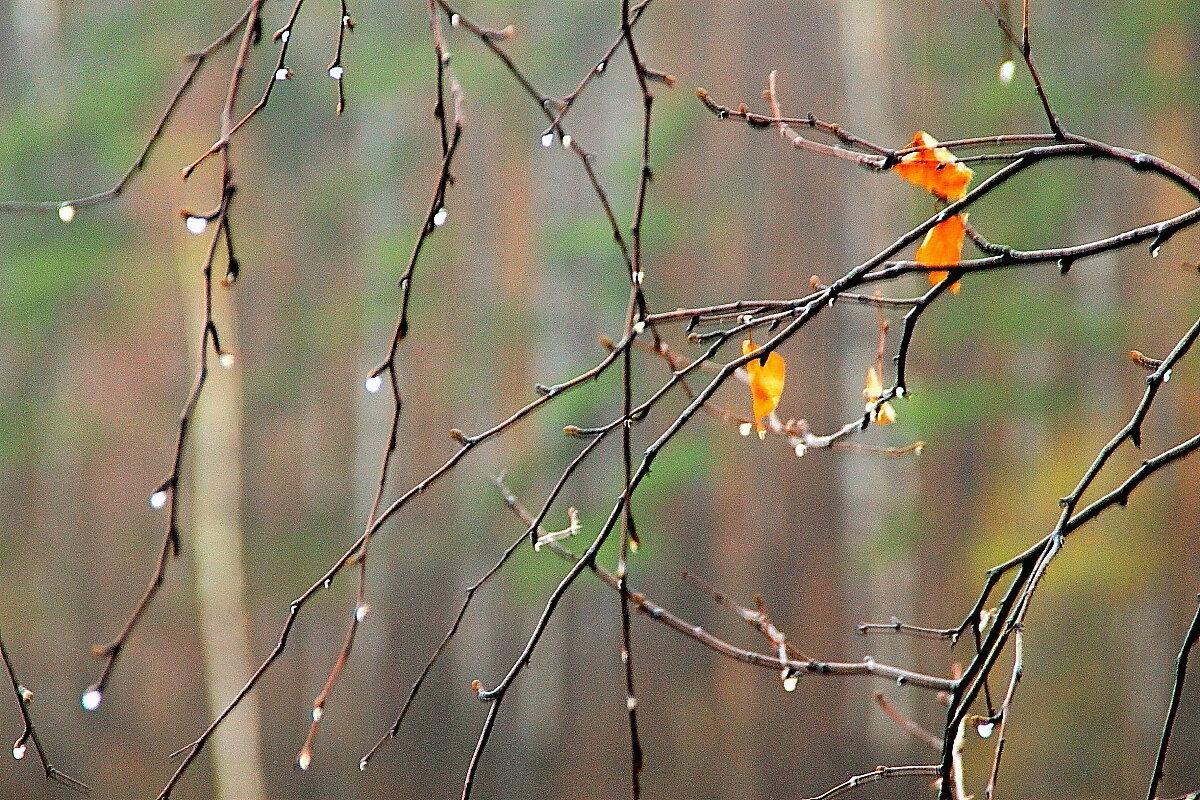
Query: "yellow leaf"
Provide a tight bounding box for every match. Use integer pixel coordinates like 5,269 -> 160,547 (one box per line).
863,366 -> 896,425
915,213 -> 967,293
893,131 -> 974,201
743,339 -> 786,439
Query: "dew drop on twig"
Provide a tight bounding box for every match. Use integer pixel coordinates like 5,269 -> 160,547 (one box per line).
450,13 -> 460,26
81,689 -> 103,711
998,60 -> 1016,84
280,29 -> 290,42
12,740 -> 27,760
539,131 -> 554,148
794,443 -> 808,458
328,65 -> 344,80
185,216 -> 208,235
218,352 -> 235,369
275,67 -> 291,81
355,604 -> 369,622
594,60 -> 606,74
58,204 -> 76,223
432,208 -> 448,227
739,422 -> 754,437
149,490 -> 169,510
1151,246 -> 1161,258
364,375 -> 383,393
561,134 -> 573,149
977,721 -> 995,738
359,757 -> 369,772
311,706 -> 324,722
296,750 -> 311,771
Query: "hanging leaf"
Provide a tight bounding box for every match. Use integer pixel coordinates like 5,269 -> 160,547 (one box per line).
915,213 -> 968,293
863,366 -> 896,425
742,338 -> 786,440
893,131 -> 974,201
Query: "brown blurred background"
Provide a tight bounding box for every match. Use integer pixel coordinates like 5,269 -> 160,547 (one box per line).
2,0 -> 1200,798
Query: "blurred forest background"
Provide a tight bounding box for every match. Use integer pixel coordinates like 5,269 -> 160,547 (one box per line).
3,0 -> 1200,798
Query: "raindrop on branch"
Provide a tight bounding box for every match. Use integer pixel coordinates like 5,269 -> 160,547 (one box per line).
275,67 -> 292,81
432,208 -> 448,227
185,216 -> 208,235
364,375 -> 383,393
218,352 -> 236,370
328,65 -> 344,80
998,60 -> 1016,84
539,131 -> 554,148
81,689 -> 103,711
149,490 -> 169,510
57,204 -> 76,223
977,721 -> 995,738
12,741 -> 26,760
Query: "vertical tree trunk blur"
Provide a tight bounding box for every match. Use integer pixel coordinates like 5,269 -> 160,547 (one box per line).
177,202 -> 266,800
833,0 -> 918,752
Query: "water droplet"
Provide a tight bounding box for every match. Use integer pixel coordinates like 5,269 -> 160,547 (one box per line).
280,29 -> 290,42
12,742 -> 26,760
149,490 -> 169,510
794,443 -> 807,458
275,67 -> 291,81
625,695 -> 638,711
358,757 -> 368,771
998,60 -> 1016,84
739,422 -> 754,437
595,61 -> 606,74
364,375 -> 383,393
81,689 -> 102,711
342,15 -> 352,27
450,12 -> 460,26
218,352 -> 235,369
1151,246 -> 1161,258
328,65 -> 344,80
782,673 -> 798,692
312,706 -> 324,722
895,385 -> 906,399
297,750 -> 311,771
432,208 -> 448,226
1163,368 -> 1173,382
977,721 -> 995,738
323,578 -> 332,589
539,131 -> 554,148
58,204 -> 76,223
561,134 -> 573,149
185,215 -> 208,235
632,320 -> 646,333
17,686 -> 32,703
355,604 -> 369,622
739,314 -> 753,325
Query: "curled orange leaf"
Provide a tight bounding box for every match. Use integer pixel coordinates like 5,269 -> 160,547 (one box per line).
893,131 -> 974,202
742,339 -> 786,439
863,366 -> 896,425
915,213 -> 967,293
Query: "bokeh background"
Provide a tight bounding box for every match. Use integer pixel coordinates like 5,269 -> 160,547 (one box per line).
3,1 -> 1200,798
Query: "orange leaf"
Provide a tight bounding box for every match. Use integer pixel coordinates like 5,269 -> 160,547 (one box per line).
893,131 -> 974,202
743,339 -> 786,439
863,367 -> 896,425
915,213 -> 967,293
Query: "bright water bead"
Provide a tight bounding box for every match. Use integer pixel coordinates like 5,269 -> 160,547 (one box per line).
329,65 -> 344,80
58,204 -> 76,222
149,490 -> 169,509
432,208 -> 448,226
81,689 -> 103,711
185,215 -> 208,235
364,374 -> 383,393
12,742 -> 26,760
540,131 -> 554,148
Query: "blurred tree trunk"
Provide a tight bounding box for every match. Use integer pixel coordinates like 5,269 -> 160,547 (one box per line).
833,0 -> 919,753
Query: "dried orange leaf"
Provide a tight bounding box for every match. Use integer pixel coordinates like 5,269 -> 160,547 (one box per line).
893,131 -> 974,202
863,366 -> 896,425
915,213 -> 967,293
742,339 -> 786,439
